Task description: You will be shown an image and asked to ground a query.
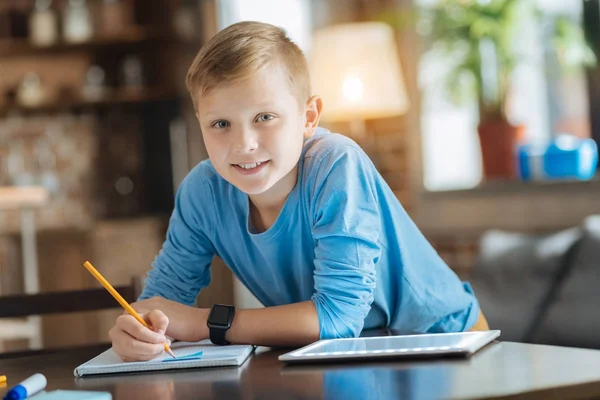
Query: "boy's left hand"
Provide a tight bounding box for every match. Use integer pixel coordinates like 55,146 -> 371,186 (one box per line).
129,297 -> 209,342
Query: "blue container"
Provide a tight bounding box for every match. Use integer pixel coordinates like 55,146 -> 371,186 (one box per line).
518,135 -> 598,181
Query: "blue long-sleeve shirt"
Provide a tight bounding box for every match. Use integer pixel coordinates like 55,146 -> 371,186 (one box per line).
140,128 -> 480,338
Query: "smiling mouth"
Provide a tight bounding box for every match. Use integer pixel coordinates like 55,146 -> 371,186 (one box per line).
232,160 -> 269,169
231,160 -> 271,175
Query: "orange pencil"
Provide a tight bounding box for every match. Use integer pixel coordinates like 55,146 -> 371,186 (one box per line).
83,261 -> 176,359
0,375 -> 6,383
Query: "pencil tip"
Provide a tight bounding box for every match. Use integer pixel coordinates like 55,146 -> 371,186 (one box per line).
168,349 -> 176,359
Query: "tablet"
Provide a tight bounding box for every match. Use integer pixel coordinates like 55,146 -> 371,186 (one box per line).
278,330 -> 500,364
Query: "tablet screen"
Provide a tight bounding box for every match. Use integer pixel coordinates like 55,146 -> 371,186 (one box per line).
280,330 -> 500,362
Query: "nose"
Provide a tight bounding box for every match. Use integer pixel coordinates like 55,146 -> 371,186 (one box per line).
233,126 -> 258,153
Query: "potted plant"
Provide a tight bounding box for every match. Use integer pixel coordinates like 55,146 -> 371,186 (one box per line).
415,0 -> 596,180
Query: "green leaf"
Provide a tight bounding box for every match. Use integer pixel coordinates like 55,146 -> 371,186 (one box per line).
379,0 -> 596,118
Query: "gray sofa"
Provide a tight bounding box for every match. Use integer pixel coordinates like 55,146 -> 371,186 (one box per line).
469,215 -> 600,349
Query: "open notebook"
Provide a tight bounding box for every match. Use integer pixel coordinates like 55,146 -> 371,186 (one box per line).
74,340 -> 255,377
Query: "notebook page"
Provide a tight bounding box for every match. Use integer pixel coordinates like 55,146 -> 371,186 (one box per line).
85,340 -> 249,367
74,339 -> 255,376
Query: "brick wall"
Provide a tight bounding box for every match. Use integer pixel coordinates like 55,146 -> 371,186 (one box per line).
0,108 -> 153,235
321,116 -> 413,212
427,236 -> 480,279
0,114 -> 98,234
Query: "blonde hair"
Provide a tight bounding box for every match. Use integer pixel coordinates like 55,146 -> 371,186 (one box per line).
186,21 -> 311,107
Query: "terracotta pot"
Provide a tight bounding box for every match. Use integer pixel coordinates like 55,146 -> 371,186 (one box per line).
477,120 -> 524,180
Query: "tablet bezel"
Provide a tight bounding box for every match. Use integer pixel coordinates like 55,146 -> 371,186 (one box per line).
278,330 -> 501,364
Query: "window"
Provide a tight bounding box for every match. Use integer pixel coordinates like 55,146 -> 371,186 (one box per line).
216,0 -> 312,51
418,0 -> 591,191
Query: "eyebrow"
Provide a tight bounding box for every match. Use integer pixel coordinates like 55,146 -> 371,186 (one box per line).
201,103 -> 279,119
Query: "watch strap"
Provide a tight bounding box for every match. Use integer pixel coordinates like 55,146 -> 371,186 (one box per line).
209,325 -> 230,345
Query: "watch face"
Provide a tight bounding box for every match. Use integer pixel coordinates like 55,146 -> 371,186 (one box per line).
209,304 -> 233,326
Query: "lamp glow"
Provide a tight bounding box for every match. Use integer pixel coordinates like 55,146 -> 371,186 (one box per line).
309,21 -> 410,123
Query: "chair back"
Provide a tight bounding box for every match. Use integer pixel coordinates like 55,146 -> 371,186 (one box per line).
0,275 -> 145,318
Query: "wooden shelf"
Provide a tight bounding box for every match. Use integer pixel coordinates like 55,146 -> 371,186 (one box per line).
0,88 -> 180,116
0,25 -> 168,57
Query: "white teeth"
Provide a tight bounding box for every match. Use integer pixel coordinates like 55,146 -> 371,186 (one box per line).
238,161 -> 262,169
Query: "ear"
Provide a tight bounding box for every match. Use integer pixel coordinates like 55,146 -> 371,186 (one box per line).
304,95 -> 323,138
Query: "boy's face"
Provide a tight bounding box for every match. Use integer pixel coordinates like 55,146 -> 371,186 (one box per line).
196,64 -> 321,200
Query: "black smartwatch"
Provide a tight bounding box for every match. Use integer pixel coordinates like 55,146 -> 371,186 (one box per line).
207,304 -> 235,345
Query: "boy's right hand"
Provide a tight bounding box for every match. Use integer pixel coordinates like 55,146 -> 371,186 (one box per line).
109,309 -> 172,362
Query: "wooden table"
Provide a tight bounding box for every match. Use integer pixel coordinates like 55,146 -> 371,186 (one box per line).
1,336 -> 600,400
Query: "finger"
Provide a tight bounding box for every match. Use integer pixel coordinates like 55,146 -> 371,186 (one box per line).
127,333 -> 166,358
110,326 -> 163,361
116,313 -> 167,344
146,309 -> 169,336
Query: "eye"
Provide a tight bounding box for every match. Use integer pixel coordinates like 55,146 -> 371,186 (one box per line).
256,114 -> 275,123
211,120 -> 230,129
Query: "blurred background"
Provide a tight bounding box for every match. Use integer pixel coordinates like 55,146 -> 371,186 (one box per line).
1,0 -> 599,354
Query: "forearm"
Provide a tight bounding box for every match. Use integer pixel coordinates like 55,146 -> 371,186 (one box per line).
196,301 -> 321,347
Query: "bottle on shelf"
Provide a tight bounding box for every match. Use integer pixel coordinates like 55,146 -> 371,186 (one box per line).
173,1 -> 199,41
29,0 -> 59,47
81,65 -> 110,101
120,55 -> 145,93
17,72 -> 47,107
63,0 -> 93,43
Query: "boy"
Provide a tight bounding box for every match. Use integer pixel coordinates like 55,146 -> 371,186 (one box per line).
109,21 -> 488,361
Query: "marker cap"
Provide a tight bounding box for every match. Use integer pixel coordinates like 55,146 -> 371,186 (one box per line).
4,385 -> 26,400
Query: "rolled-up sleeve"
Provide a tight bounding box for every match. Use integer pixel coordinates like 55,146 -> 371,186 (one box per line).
309,146 -> 381,339
140,175 -> 215,306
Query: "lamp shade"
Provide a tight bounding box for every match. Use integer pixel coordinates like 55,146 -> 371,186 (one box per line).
309,22 -> 410,122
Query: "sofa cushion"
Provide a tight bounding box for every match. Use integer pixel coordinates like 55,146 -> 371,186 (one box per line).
534,216 -> 600,349
469,227 -> 581,342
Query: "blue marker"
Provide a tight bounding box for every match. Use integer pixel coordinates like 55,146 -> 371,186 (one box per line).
3,373 -> 47,400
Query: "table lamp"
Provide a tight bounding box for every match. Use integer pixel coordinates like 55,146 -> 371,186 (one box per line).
309,21 -> 410,137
